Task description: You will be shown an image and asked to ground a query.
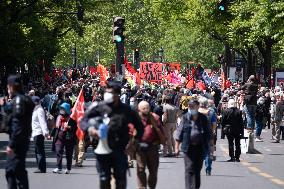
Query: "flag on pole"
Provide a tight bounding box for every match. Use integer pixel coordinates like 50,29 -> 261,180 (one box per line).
97,64 -> 108,86
70,89 -> 85,140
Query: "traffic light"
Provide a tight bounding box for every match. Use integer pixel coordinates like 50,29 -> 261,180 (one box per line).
77,3 -> 84,21
113,16 -> 125,74
218,0 -> 226,11
134,49 -> 139,59
113,17 -> 125,43
134,48 -> 140,69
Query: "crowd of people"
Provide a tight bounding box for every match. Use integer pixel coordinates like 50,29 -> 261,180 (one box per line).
1,68 -> 284,189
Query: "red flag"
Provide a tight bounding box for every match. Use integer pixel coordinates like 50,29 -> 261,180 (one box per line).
70,89 -> 85,140
97,64 -> 108,86
196,81 -> 206,91
89,66 -> 97,75
186,67 -> 195,89
124,54 -> 136,75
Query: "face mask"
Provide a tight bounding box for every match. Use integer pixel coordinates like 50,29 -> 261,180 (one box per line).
59,109 -> 66,116
142,112 -> 149,117
188,109 -> 198,116
104,92 -> 114,104
130,101 -> 136,106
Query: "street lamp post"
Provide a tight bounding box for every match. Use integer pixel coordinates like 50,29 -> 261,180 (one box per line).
72,46 -> 77,69
159,47 -> 164,63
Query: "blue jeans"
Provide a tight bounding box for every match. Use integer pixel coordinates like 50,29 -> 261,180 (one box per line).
204,146 -> 212,172
244,105 -> 256,129
255,120 -> 263,137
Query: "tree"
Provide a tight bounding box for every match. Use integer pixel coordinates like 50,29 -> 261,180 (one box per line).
159,21 -> 223,68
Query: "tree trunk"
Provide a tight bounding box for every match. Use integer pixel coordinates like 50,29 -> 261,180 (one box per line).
245,48 -> 254,81
257,39 -> 273,88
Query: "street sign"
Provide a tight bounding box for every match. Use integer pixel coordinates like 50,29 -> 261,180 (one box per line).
235,58 -> 245,68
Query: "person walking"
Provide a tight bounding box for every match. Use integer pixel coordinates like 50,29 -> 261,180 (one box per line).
80,81 -> 144,189
271,93 -> 283,143
198,97 -> 217,176
31,96 -> 49,173
162,96 -> 179,157
221,99 -> 244,162
52,103 -> 77,174
255,97 -> 265,142
175,100 -> 211,189
4,75 -> 35,189
136,101 -> 165,189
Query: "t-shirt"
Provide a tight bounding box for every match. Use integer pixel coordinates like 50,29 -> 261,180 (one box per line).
163,103 -> 178,123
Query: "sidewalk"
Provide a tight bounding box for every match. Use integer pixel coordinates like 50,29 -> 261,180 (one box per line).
0,134 -> 8,159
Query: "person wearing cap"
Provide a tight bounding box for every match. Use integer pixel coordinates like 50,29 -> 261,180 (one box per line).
175,100 -> 211,189
5,75 -> 35,189
80,81 -> 144,189
221,99 -> 244,162
52,102 -> 77,174
31,96 -> 49,173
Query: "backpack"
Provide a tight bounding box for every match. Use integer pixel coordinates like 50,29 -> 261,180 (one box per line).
107,114 -> 130,150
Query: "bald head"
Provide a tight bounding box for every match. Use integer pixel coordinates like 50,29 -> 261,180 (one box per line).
138,101 -> 150,116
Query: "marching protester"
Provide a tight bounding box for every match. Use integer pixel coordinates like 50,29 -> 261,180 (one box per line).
198,97 -> 217,176
31,96 -> 49,173
136,101 -> 165,189
255,97 -> 266,142
175,100 -> 211,189
221,99 -> 244,162
162,96 -> 179,157
80,81 -> 144,189
271,93 -> 283,143
52,103 -> 77,174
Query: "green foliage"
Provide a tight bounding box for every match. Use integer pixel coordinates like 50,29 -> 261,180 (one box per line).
160,21 -> 223,68
1,0 -> 283,76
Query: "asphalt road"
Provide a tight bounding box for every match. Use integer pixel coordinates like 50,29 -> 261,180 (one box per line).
0,129 -> 284,189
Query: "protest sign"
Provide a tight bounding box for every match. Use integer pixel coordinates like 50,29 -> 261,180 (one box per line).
166,63 -> 181,72
140,62 -> 163,82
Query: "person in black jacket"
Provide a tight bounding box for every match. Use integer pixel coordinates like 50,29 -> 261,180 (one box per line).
175,100 -> 211,189
5,75 -> 35,189
221,99 -> 244,162
241,75 -> 258,153
80,81 -> 144,189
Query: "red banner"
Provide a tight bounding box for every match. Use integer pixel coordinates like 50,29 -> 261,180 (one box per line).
140,62 -> 163,82
166,63 -> 181,72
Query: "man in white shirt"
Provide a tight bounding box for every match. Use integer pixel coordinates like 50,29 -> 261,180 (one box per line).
31,96 -> 49,173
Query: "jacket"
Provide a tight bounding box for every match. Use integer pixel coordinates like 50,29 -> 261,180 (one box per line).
80,101 -> 144,150
176,112 -> 210,156
7,93 -> 34,149
221,107 -> 244,137
241,82 -> 258,105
